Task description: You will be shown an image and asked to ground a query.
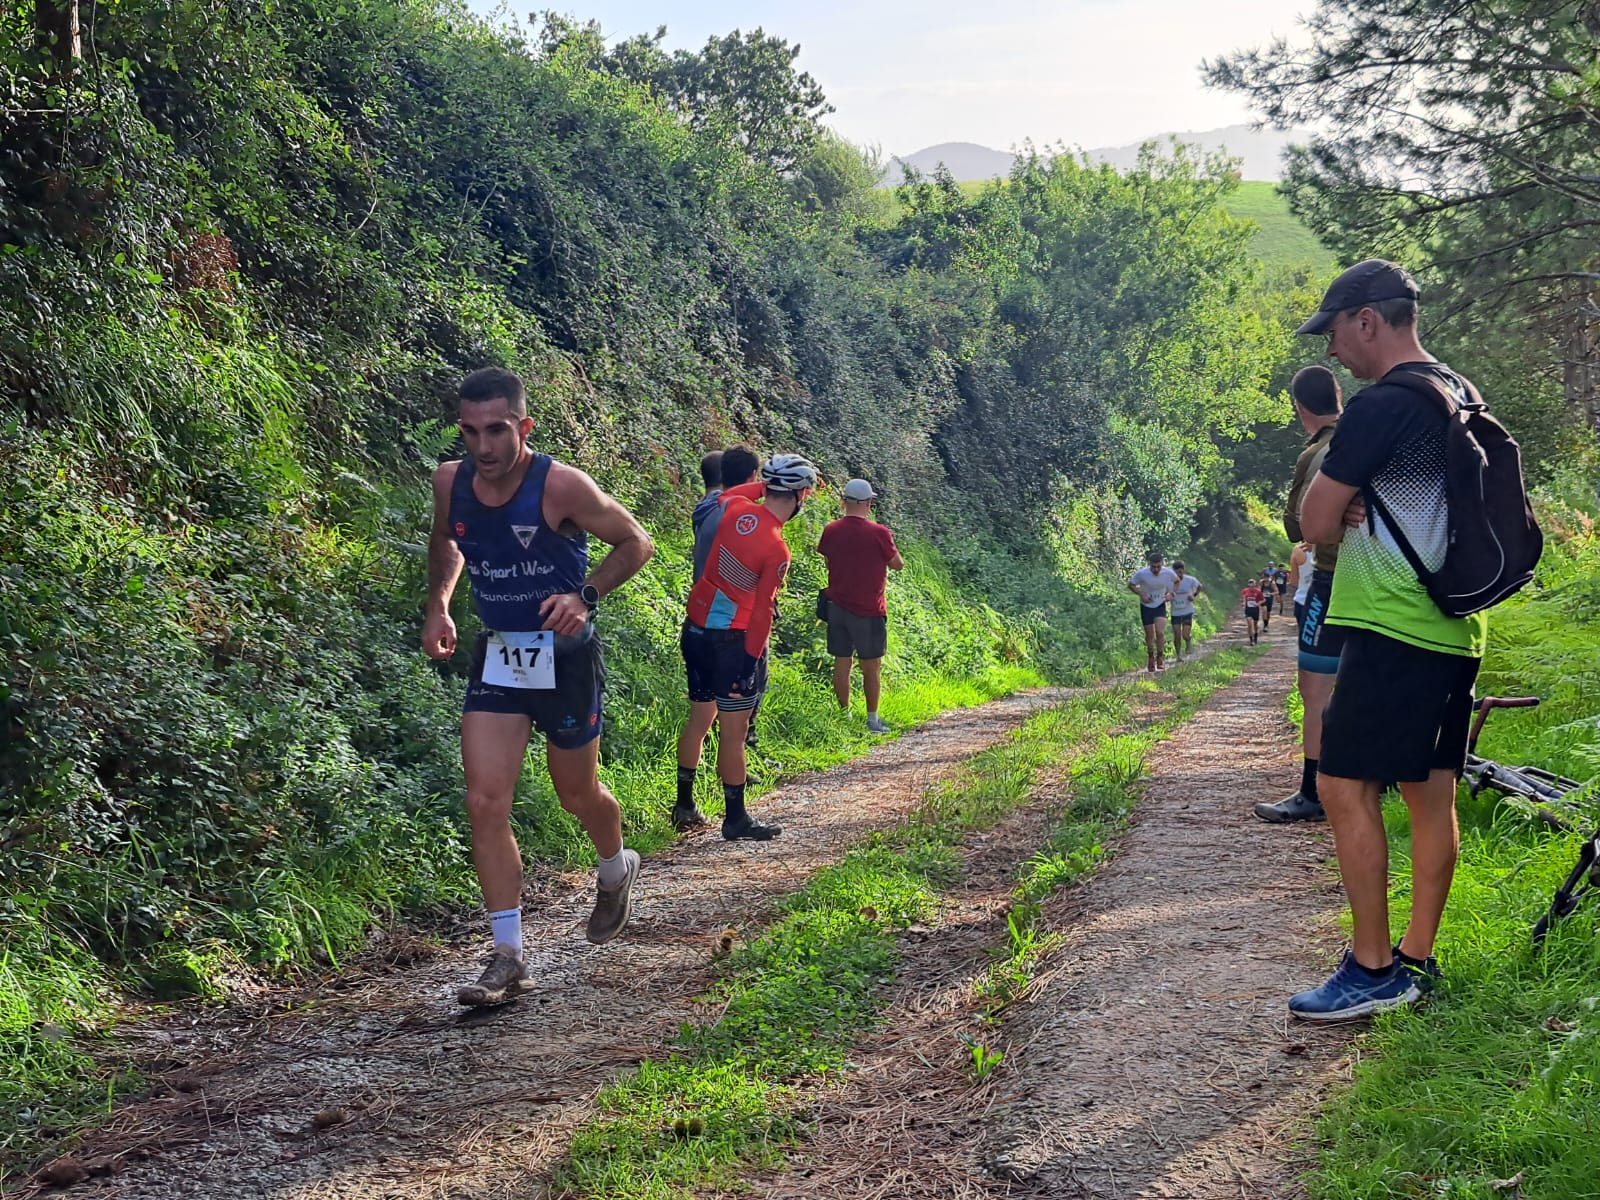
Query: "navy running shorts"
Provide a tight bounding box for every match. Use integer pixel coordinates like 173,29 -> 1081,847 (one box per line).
463,628 -> 604,750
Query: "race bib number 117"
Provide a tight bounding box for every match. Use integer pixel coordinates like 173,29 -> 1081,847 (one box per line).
483,630 -> 555,690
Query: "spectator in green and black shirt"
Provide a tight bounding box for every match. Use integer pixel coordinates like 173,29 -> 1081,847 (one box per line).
1289,260 -> 1486,1022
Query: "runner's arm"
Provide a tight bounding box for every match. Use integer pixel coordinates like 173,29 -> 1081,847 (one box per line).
540,463 -> 655,635
423,463 -> 465,659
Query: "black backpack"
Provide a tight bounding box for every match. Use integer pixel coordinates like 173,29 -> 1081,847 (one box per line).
1363,367 -> 1543,618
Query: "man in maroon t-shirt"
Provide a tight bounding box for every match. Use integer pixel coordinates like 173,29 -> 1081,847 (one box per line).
818,478 -> 904,734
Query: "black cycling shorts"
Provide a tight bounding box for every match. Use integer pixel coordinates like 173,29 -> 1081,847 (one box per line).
463,628 -> 604,750
681,623 -> 767,712
1139,603 -> 1168,626
1319,628 -> 1480,783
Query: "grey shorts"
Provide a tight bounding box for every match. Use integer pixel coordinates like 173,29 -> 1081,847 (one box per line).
827,606 -> 888,659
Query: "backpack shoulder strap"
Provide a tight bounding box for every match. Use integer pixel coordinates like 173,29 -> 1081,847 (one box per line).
1383,365 -> 1483,415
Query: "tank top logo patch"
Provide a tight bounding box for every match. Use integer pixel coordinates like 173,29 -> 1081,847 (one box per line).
512,524 -> 539,549
735,513 -> 759,535
454,521 -> 466,537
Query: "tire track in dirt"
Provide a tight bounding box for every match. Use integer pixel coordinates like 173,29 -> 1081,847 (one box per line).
754,624 -> 1357,1200
33,679 -> 1114,1200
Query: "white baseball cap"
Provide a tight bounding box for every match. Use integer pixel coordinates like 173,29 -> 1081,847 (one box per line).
842,478 -> 877,501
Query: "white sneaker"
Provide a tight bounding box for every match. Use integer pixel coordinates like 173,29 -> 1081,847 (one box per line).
866,715 -> 892,735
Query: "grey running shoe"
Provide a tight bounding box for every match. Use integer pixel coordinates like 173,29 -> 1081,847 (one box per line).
456,947 -> 534,1007
586,848 -> 640,945
867,715 -> 892,734
1254,792 -> 1326,823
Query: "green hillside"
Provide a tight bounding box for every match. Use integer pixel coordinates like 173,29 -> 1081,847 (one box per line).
1221,180 -> 1333,269
945,177 -> 1330,269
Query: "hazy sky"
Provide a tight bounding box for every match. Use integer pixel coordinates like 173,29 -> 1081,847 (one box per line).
466,0 -> 1316,155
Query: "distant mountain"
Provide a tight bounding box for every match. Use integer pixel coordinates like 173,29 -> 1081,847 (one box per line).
889,142 -> 1018,181
888,125 -> 1308,182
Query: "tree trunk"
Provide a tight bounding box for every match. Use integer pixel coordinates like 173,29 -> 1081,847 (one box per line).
34,0 -> 81,73
1563,282 -> 1600,435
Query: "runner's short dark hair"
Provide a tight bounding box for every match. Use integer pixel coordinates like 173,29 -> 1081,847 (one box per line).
1147,550 -> 1164,564
700,450 -> 724,490
1290,365 -> 1341,416
1172,560 -> 1185,571
720,444 -> 760,489
459,366 -> 526,416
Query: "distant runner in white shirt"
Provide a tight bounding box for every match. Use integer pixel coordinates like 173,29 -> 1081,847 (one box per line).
1169,561 -> 1204,661
1128,551 -> 1178,672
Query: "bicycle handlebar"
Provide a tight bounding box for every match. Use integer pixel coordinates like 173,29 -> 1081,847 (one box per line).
1468,696 -> 1541,752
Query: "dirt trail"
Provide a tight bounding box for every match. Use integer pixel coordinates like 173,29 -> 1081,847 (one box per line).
39,680 -> 1107,1200
762,627 -> 1356,1200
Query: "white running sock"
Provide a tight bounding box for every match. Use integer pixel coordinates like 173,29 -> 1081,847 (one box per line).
488,907 -> 523,958
597,848 -> 631,890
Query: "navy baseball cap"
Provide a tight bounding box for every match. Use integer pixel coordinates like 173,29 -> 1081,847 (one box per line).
1296,259 -> 1421,335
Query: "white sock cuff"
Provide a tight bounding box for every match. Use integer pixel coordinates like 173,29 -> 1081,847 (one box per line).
596,848 -> 630,889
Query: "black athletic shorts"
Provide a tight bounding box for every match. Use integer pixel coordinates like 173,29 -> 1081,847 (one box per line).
1244,603 -> 1260,620
681,622 -> 767,712
1170,610 -> 1194,628
827,605 -> 888,658
1293,599 -> 1307,626
1296,569 -> 1346,676
463,628 -> 604,750
1263,593 -> 1275,612
1139,602 -> 1168,626
1319,628 -> 1481,783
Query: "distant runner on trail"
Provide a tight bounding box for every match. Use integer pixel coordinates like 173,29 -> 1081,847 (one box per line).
1168,561 -> 1203,661
422,367 -> 655,1007
1259,573 -> 1275,631
1240,578 -> 1263,644
1290,259 -> 1489,1020
677,453 -> 817,842
1257,365 -> 1345,826
1128,551 -> 1178,672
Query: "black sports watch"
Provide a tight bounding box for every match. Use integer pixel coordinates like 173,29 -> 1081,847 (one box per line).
579,583 -> 600,610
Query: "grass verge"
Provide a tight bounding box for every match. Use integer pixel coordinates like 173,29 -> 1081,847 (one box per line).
550,646 -> 1259,1199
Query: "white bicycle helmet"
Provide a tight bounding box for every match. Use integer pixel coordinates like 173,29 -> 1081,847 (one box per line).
761,453 -> 818,494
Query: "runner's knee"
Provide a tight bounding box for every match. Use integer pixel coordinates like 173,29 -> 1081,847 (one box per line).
464,788 -> 514,825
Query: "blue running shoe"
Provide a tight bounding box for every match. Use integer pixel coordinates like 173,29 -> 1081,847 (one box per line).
1289,950 -> 1421,1022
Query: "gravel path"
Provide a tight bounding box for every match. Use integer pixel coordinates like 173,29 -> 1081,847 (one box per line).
755,624 -> 1356,1200
983,632 -> 1355,1199
35,681 -> 1094,1200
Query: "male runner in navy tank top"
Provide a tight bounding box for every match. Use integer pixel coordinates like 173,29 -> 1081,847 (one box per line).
422,367 -> 655,1006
